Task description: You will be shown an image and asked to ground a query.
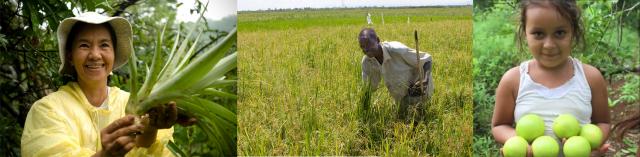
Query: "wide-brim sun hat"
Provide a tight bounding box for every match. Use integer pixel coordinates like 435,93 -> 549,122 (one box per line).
57,12 -> 133,75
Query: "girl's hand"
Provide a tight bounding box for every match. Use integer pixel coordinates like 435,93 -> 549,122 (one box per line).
590,143 -> 609,157
94,115 -> 143,157
560,138 -> 610,157
499,142 -> 608,157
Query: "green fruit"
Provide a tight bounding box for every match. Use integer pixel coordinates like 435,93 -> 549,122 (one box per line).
503,136 -> 529,157
580,124 -> 603,149
563,136 -> 591,157
531,136 -> 559,157
516,114 -> 545,142
552,114 -> 581,138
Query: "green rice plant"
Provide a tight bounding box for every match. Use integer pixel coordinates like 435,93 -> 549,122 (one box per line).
125,18 -> 238,156
238,7 -> 472,156
358,81 -> 372,118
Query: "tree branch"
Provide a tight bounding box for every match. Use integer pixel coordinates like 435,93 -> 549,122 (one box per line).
112,0 -> 140,17
0,101 -> 20,119
603,66 -> 640,76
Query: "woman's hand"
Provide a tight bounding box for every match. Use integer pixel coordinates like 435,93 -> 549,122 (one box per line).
94,115 -> 143,157
136,101 -> 197,147
145,101 -> 198,129
146,101 -> 178,130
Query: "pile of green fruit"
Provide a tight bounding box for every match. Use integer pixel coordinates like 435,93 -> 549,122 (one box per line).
503,114 -> 603,157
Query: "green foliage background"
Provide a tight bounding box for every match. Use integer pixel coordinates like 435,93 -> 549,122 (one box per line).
473,1 -> 640,156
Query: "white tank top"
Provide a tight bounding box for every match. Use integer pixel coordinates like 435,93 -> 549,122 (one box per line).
514,58 -> 592,139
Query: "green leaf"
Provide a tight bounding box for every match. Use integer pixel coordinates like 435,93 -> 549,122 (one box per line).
190,51 -> 237,92
202,88 -> 238,99
151,29 -> 237,96
137,24 -> 168,98
126,45 -> 140,114
175,34 -> 202,71
167,141 -> 187,157
176,97 -> 237,156
207,80 -> 237,88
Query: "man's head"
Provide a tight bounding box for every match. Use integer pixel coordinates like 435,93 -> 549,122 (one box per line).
358,28 -> 382,58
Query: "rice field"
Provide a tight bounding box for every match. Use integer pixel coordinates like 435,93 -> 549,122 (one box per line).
238,7 -> 472,156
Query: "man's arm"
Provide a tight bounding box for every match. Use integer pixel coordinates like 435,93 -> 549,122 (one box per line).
421,57 -> 432,83
398,46 -> 433,85
362,56 -> 381,92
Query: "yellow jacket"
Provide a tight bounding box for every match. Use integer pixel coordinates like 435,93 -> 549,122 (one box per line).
21,82 -> 174,157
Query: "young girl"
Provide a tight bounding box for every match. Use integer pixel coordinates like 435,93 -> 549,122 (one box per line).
492,0 -> 610,155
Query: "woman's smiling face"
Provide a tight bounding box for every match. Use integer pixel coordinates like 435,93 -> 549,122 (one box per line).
69,24 -> 115,84
525,5 -> 573,68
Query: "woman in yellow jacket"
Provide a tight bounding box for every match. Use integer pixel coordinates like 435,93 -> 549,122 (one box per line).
21,12 -> 194,157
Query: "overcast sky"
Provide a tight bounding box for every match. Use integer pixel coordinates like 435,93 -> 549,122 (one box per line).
176,0 -> 237,21
239,0 -> 472,11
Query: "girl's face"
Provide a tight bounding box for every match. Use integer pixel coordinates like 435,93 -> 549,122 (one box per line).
70,24 -> 115,84
525,5 -> 573,68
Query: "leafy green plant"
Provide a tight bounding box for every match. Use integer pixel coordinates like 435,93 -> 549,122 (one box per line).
472,135 -> 500,157
616,137 -> 639,156
472,1 -> 525,136
616,75 -> 640,105
125,18 -> 238,155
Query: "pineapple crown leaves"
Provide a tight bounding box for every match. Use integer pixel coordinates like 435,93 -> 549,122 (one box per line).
126,27 -> 237,115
